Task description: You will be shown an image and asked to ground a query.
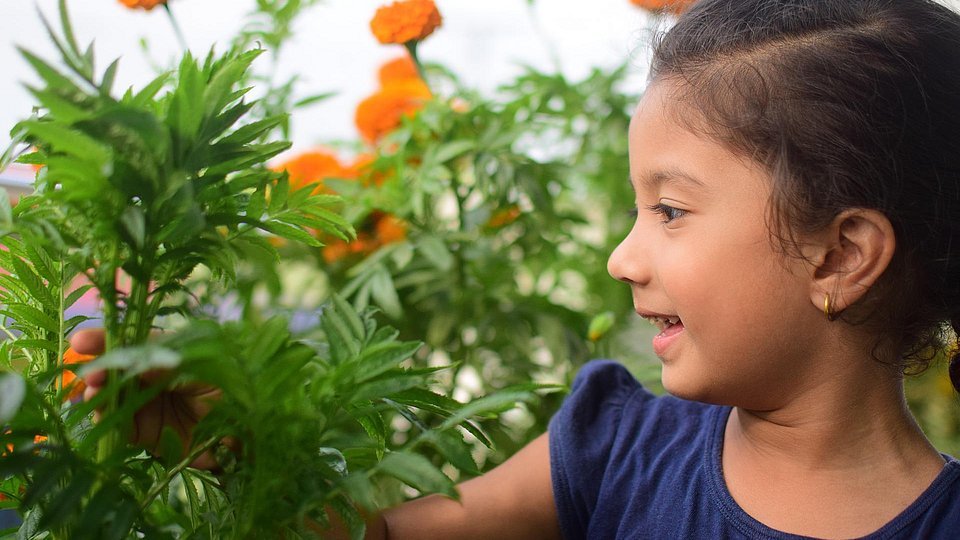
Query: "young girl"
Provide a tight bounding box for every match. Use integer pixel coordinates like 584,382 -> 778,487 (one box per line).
75,0 -> 960,537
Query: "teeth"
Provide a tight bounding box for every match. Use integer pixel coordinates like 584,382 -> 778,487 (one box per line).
642,315 -> 681,327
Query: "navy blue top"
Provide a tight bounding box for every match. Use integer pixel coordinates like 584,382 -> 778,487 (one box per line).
549,360 -> 960,539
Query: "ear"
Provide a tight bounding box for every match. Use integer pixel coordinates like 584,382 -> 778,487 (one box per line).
808,209 -> 896,315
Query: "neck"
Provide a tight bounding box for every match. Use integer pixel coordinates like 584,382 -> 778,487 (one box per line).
717,330 -> 946,538
728,371 -> 935,470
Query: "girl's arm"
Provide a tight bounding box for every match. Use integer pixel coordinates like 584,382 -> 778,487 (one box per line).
327,433 -> 559,539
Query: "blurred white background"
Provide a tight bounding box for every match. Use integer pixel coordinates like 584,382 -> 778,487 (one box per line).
0,0 -> 658,154
4,0 -> 959,157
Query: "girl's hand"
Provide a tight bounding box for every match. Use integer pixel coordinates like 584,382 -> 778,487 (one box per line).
70,328 -> 227,470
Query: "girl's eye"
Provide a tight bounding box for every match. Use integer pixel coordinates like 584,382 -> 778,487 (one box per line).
646,202 -> 687,224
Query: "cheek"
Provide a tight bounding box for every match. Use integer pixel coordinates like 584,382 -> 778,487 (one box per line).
662,241 -> 803,337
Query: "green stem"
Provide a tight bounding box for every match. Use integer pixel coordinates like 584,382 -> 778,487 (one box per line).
164,3 -> 188,53
404,41 -> 428,86
139,436 -> 219,511
96,246 -> 122,464
56,260 -> 66,397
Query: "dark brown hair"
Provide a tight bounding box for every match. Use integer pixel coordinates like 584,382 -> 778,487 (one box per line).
651,0 -> 960,389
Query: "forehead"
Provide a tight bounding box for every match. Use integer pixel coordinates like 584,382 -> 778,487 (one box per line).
627,80 -> 770,192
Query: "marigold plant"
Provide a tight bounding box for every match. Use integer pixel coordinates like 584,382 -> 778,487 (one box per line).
370,0 -> 442,45
0,3 -> 541,538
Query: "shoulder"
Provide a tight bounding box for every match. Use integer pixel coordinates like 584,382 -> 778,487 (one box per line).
548,360 -> 720,538
549,359 -> 708,448
890,457 -> 960,537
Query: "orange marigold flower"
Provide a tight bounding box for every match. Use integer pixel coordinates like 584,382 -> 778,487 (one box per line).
379,55 -> 421,86
60,347 -> 95,402
370,0 -> 442,45
629,0 -> 696,15
348,154 -> 397,187
322,213 -> 408,264
486,205 -> 522,229
355,79 -> 432,143
118,0 -> 169,11
274,150 -> 350,193
374,214 -> 408,244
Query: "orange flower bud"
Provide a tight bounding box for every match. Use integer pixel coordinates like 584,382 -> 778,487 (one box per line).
59,347 -> 95,402
355,79 -> 432,143
118,0 -> 169,11
374,214 -> 408,244
370,0 -> 443,45
629,0 -> 696,15
379,55 -> 421,86
486,206 -> 522,229
274,150 -> 350,194
322,213 -> 407,264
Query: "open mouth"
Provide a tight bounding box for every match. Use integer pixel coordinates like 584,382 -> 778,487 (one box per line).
641,314 -> 682,331
640,313 -> 685,356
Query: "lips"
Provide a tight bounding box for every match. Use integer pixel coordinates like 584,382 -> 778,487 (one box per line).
637,311 -> 684,356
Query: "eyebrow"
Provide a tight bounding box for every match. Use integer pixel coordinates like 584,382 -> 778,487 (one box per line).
631,168 -> 707,191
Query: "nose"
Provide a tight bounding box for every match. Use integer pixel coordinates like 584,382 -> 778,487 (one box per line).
607,226 -> 652,287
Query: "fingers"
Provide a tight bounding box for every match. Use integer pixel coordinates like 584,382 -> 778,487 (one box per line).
70,328 -> 106,356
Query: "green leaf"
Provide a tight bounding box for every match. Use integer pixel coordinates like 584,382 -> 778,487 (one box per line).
245,186 -> 267,222
258,220 -> 321,247
10,257 -> 57,311
1,304 -> 60,334
37,469 -> 95,532
432,140 -> 475,164
370,268 -> 402,319
25,86 -> 90,124
439,391 -> 533,430
17,506 -> 41,540
132,71 -> 172,106
318,447 -> 348,477
157,426 -> 185,468
204,49 -> 262,116
215,116 -> 283,147
353,341 -> 422,383
63,284 -> 94,309
322,301 -> 362,365
18,47 -> 81,95
100,58 -> 120,96
13,339 -> 60,355
417,236 -> 454,271
79,345 -> 180,378
0,373 -> 26,423
351,373 -> 426,403
167,53 -> 204,140
119,206 -> 146,249
419,431 -> 479,475
268,174 -> 290,215
348,405 -> 386,460
18,120 -> 112,170
327,496 -> 365,540
331,293 -> 365,343
293,91 -> 336,108
377,451 -> 457,499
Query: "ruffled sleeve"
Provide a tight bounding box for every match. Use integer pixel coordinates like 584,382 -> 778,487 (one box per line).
548,360 -> 648,539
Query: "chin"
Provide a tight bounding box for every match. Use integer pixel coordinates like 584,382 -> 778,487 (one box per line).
660,367 -> 729,406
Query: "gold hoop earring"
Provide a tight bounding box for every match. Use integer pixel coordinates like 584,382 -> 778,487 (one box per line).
823,293 -> 835,321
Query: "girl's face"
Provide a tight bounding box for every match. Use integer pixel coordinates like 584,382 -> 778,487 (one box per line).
608,81 -> 826,408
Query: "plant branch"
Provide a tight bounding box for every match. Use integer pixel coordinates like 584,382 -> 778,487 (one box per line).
139,435 -> 220,512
